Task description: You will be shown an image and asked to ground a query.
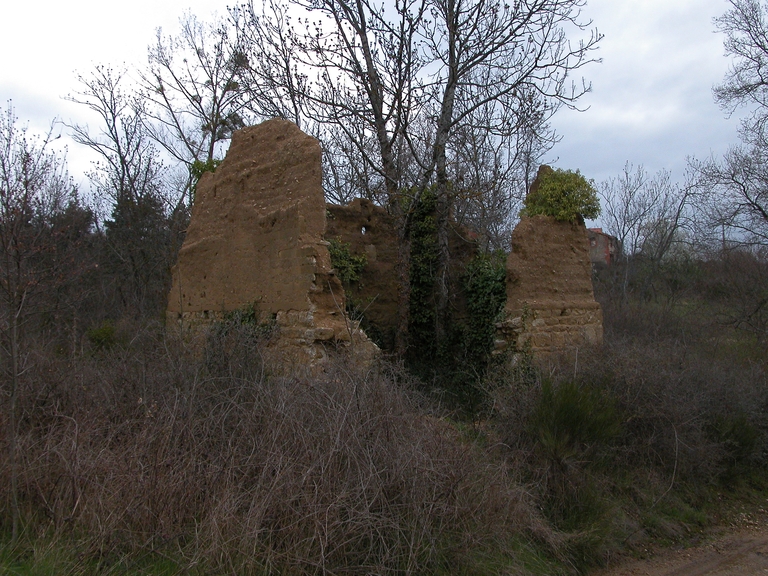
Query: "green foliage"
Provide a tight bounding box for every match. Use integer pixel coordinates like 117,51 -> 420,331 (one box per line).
520,379 -> 622,570
86,320 -> 117,351
531,380 -> 621,457
0,533 -> 192,575
522,167 -> 600,222
709,413 -> 760,481
408,190 -> 439,365
104,194 -> 172,317
189,158 -> 222,204
221,302 -> 261,326
328,237 -> 368,285
463,251 -> 507,364
190,158 -> 222,186
405,190 -> 508,410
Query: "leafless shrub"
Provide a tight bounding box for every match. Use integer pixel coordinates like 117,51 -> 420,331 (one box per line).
521,314 -> 768,486
1,327 -> 535,573
487,288 -> 768,568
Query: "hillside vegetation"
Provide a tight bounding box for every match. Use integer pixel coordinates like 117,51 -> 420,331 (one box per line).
1,250 -> 766,574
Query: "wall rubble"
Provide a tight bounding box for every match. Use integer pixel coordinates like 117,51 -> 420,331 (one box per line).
168,121 -> 603,367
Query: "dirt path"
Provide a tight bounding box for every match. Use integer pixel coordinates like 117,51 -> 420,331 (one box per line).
593,510 -> 768,575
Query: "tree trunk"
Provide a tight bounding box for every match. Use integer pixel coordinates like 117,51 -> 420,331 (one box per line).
433,185 -> 451,349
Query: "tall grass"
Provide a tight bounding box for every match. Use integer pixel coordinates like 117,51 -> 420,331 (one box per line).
489,295 -> 768,571
3,278 -> 767,574
0,324 -> 536,574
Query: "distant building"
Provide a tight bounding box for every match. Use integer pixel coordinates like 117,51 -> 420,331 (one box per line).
587,228 -> 619,267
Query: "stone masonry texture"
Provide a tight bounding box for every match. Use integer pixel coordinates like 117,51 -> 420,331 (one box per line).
167,119 -> 375,369
496,214 -> 604,357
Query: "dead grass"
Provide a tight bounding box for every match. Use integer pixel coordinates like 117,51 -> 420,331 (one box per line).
1,324 -> 538,574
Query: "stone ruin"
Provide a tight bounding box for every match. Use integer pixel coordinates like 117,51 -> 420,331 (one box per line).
495,213 -> 604,357
168,120 -> 603,368
325,198 -> 477,350
166,119 -> 376,369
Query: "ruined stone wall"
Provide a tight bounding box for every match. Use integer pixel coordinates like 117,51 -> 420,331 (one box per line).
168,120 -> 601,366
496,215 -> 603,356
167,119 -> 375,368
325,199 -> 400,349
326,199 -> 478,350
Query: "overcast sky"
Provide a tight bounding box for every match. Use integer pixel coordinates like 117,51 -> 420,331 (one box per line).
550,0 -> 742,184
0,0 -> 743,191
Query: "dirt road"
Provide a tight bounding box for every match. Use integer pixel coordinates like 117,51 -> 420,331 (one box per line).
593,511 -> 768,576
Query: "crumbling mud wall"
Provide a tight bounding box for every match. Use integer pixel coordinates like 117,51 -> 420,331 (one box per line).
496,214 -> 603,356
167,119 -> 375,368
325,199 -> 400,349
326,199 -> 478,350
167,119 -> 601,366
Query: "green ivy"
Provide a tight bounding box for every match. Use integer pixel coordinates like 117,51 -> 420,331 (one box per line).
407,189 -> 439,365
190,159 -> 223,198
191,158 -> 222,181
328,238 -> 368,285
463,251 -> 507,365
405,188 -> 509,411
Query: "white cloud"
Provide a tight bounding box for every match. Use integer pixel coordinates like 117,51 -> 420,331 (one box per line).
1,0 -> 231,188
550,0 -> 742,183
0,0 -> 749,189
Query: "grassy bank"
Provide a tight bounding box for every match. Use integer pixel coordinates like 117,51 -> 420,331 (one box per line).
1,291 -> 767,574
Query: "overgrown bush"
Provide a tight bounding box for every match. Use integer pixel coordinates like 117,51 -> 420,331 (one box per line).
522,166 -> 600,222
328,237 -> 368,284
463,251 -> 508,365
530,380 -> 621,464
407,189 -> 440,368
488,292 -> 768,571
204,304 -> 275,379
85,319 -> 118,351
1,328 -> 538,574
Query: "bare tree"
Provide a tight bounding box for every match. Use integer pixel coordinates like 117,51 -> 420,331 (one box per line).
68,67 -> 178,317
68,66 -> 169,211
692,148 -> 768,248
140,12 -> 251,205
257,0 -> 436,353
690,0 -> 768,248
414,0 -> 599,338
0,104 -> 77,542
238,0 -> 600,353
714,0 -> 768,147
232,0 -> 310,127
599,164 -> 696,301
449,90 -> 555,251
600,164 -> 695,259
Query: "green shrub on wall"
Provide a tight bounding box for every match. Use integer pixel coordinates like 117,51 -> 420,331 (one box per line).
190,158 -> 222,184
522,166 -> 600,222
328,238 -> 368,285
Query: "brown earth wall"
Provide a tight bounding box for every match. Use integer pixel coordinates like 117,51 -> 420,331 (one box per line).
167,119 -> 375,369
496,215 -> 603,356
326,199 -> 478,350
